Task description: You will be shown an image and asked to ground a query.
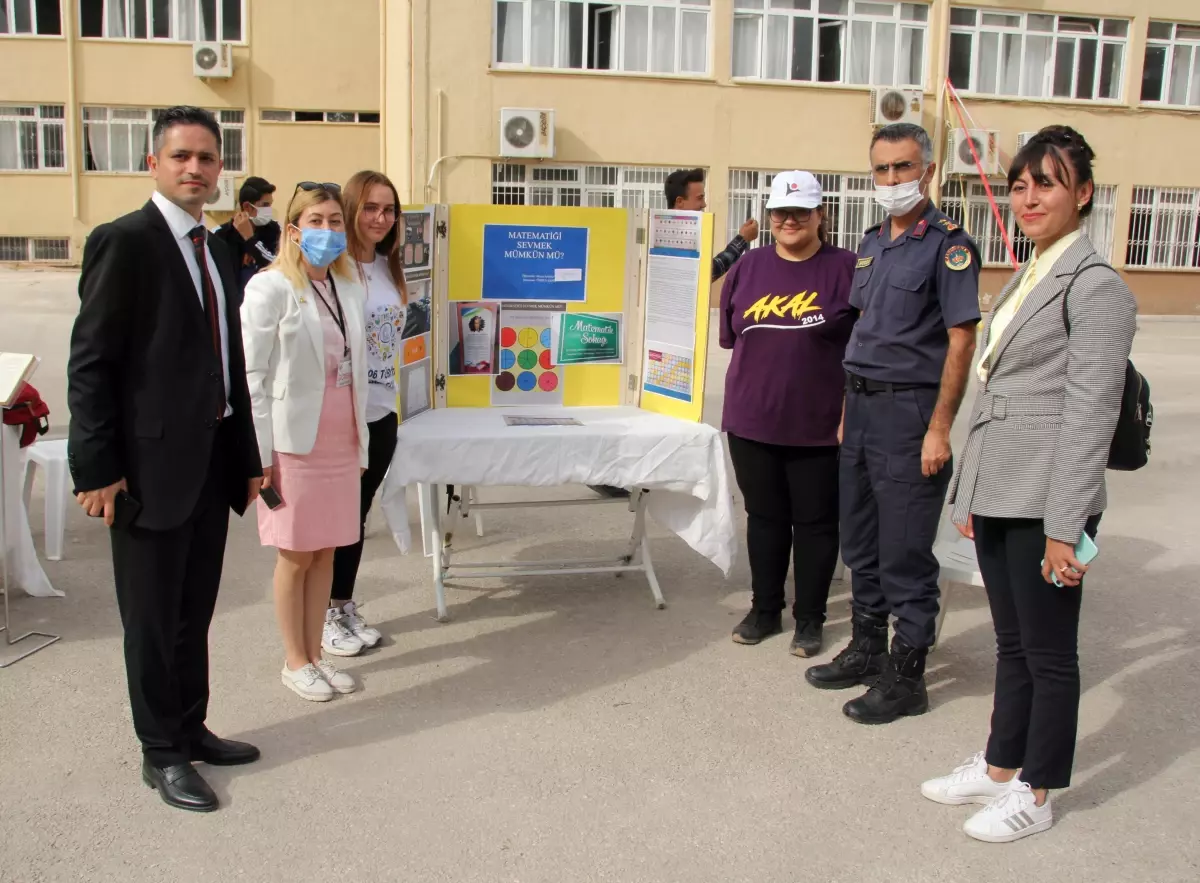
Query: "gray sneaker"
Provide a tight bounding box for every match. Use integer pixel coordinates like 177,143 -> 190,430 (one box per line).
321,608 -> 364,657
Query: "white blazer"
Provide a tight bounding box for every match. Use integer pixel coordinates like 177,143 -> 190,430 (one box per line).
241,267 -> 370,470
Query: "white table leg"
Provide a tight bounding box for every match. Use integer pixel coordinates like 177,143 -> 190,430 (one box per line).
417,482 -> 432,558
931,578 -> 949,653
626,491 -> 665,609
421,483 -> 450,622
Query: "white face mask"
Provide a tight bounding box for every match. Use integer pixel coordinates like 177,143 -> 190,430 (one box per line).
250,206 -> 273,226
873,170 -> 928,217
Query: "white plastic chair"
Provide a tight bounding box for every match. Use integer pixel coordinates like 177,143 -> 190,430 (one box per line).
932,529 -> 986,651
20,438 -> 70,561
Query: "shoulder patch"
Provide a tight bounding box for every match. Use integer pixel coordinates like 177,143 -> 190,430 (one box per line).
938,218 -> 959,232
856,256 -> 874,269
944,244 -> 972,272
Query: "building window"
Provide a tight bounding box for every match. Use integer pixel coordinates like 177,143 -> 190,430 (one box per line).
728,169 -> 887,251
1126,186 -> 1200,269
0,236 -> 70,261
82,106 -> 245,172
1142,21 -> 1200,107
492,162 -> 678,209
493,0 -> 710,76
260,110 -> 381,124
732,1 -> 928,87
941,180 -> 1117,266
78,0 -> 244,42
0,105 -> 66,170
1,0 -> 63,34
948,8 -> 1127,101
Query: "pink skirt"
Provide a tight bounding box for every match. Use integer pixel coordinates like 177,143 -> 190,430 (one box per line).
258,381 -> 360,552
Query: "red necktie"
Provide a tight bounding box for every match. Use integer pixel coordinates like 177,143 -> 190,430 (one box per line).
189,226 -> 224,419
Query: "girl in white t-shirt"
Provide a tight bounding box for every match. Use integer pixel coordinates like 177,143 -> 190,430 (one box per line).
325,170 -> 409,656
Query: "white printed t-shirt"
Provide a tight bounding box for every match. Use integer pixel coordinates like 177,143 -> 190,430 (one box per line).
359,255 -> 407,423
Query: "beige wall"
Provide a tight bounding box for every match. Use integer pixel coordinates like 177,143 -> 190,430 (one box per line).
0,0 -> 381,260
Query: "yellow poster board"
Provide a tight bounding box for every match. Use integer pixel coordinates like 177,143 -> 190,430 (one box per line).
445,205 -> 632,409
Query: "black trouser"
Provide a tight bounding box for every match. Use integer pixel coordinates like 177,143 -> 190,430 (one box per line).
110,430 -> 232,768
331,411 -> 398,601
727,433 -> 840,623
839,383 -> 950,649
974,513 -> 1101,790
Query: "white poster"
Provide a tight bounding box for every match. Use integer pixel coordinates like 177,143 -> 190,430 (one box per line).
491,301 -> 566,406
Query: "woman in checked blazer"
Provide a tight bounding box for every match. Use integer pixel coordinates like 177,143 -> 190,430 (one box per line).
920,127 -> 1137,844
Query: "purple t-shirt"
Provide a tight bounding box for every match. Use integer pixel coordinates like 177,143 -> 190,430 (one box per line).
719,243 -> 857,447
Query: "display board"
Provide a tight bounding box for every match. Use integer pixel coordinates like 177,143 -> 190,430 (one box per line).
636,209 -> 715,423
396,204 -> 447,424
443,205 -> 637,409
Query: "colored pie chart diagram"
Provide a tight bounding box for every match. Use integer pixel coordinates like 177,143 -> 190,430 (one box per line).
538,371 -> 559,392
539,328 -> 552,348
500,326 -> 517,348
500,349 -> 516,370
495,372 -> 516,391
539,349 -> 553,369
517,348 -> 538,369
516,371 -> 538,391
517,327 -> 539,348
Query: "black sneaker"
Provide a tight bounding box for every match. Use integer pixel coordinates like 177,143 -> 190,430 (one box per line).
789,620 -> 824,658
732,609 -> 783,645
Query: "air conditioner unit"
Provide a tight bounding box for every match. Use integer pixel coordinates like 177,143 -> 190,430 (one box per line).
1015,131 -> 1038,152
947,129 -> 1001,176
205,176 -> 237,212
193,42 -> 232,78
499,108 -> 555,159
870,88 -> 923,126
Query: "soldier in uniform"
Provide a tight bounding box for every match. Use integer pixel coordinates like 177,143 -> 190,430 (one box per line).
805,123 -> 981,724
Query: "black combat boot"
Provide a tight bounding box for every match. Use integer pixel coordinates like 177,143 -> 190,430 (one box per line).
842,637 -> 930,724
804,612 -> 887,689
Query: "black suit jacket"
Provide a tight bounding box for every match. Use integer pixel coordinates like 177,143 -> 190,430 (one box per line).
67,200 -> 263,531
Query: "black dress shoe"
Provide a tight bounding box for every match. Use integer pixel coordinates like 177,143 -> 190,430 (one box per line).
191,733 -> 261,766
142,761 -> 218,812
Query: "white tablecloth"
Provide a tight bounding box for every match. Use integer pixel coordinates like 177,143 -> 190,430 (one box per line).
379,406 -> 737,576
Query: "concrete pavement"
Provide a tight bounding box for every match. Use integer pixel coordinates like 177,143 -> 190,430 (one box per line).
1,268 -> 1198,882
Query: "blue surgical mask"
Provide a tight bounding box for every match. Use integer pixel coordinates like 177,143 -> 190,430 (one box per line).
296,227 -> 346,268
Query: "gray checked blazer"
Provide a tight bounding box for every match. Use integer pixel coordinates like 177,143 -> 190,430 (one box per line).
948,234 -> 1137,545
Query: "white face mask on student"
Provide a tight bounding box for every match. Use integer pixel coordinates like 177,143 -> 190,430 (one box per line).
873,170 -> 929,217
251,206 -> 274,226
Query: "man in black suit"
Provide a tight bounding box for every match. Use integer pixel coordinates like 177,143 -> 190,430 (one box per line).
68,106 -> 264,813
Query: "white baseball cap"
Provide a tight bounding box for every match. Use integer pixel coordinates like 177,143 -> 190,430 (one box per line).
765,170 -> 823,210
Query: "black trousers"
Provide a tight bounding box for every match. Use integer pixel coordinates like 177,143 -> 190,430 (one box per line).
110,428 -> 232,767
331,411 -> 398,601
974,513 -> 1101,790
839,385 -> 950,649
727,433 -> 840,623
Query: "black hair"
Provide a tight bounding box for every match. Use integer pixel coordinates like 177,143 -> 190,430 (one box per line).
664,168 -> 704,208
869,122 -> 933,164
152,106 -> 222,155
1007,125 -> 1096,218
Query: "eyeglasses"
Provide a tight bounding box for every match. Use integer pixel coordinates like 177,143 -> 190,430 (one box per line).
769,208 -> 815,224
361,203 -> 398,221
294,181 -> 342,197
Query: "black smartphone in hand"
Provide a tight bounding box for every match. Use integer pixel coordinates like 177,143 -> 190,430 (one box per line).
112,490 -> 142,530
259,485 -> 284,510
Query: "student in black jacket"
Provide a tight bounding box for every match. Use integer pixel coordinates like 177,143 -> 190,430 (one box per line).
213,175 -> 280,289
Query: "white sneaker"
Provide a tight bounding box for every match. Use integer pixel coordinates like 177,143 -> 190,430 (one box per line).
282,663 -> 334,702
921,751 -> 1013,806
340,601 -> 382,648
322,608 -> 365,657
316,658 -> 357,694
963,781 -> 1053,843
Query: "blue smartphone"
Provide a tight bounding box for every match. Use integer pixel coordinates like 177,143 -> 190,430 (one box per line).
1046,533 -> 1099,587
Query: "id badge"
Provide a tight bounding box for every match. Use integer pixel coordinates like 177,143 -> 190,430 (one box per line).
336,358 -> 353,388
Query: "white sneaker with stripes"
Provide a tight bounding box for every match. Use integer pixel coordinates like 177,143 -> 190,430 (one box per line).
963,781 -> 1053,843
921,751 -> 1013,806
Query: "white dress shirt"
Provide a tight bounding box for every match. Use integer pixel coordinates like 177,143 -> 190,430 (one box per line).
151,190 -> 233,416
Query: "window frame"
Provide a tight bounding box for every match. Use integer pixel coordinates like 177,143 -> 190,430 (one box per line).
730,0 -> 930,89
80,105 -> 246,174
77,0 -> 247,44
491,162 -> 680,209
947,6 -> 1129,103
1,0 -> 63,35
259,110 -> 382,125
0,104 -> 67,171
0,236 -> 71,262
492,0 -> 712,77
1141,21 -> 1200,108
1125,186 -> 1200,270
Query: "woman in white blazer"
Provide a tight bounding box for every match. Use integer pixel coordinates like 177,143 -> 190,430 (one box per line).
241,182 -> 370,702
921,128 -> 1137,843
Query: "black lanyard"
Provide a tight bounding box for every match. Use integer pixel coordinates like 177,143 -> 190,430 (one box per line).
310,275 -> 349,357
